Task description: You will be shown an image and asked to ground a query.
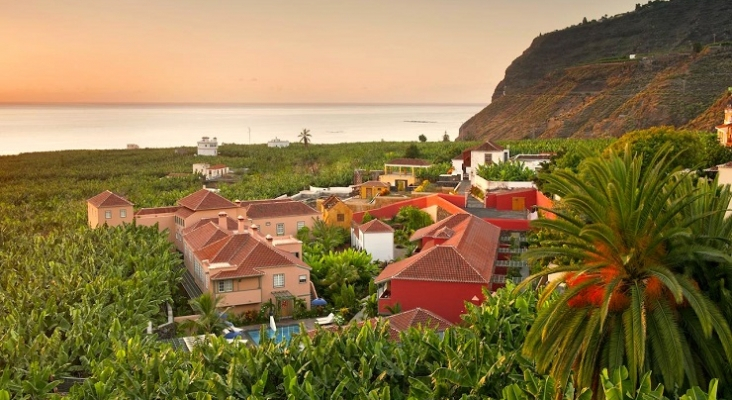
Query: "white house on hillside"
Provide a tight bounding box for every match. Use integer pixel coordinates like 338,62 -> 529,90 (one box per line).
197,136 -> 218,156
267,138 -> 290,148
351,219 -> 394,262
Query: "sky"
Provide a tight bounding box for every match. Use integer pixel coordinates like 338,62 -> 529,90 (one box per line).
1,0 -> 642,104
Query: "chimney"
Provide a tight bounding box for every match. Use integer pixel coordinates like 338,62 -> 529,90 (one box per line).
237,215 -> 246,233
218,212 -> 227,230
235,199 -> 242,207
265,234 -> 273,242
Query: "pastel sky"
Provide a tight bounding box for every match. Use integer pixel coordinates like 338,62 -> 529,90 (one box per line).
1,0 -> 640,104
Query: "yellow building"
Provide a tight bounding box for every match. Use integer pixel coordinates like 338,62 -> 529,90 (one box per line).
87,190 -> 134,228
359,181 -> 390,199
379,158 -> 431,191
318,195 -> 354,229
716,104 -> 732,147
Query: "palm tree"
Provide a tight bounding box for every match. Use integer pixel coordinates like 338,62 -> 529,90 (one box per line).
298,128 -> 312,148
518,148 -> 732,392
180,292 -> 229,335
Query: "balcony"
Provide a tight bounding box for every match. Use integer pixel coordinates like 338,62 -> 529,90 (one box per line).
497,247 -> 527,254
220,289 -> 262,307
495,259 -> 528,268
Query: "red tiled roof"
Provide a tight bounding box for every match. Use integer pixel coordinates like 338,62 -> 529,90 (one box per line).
244,200 -> 319,219
176,207 -> 195,219
321,195 -> 341,210
410,213 -> 470,242
87,190 -> 133,208
385,158 -> 431,166
385,308 -> 452,333
359,219 -> 394,233
360,181 -> 390,188
236,198 -> 292,208
716,123 -> 732,129
184,222 -> 231,250
202,234 -> 309,280
471,141 -> 504,152
209,164 -> 227,169
178,189 -> 237,211
184,216 -> 241,233
135,206 -> 179,216
376,215 -> 500,284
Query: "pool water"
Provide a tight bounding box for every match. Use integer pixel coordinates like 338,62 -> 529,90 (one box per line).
247,325 -> 300,345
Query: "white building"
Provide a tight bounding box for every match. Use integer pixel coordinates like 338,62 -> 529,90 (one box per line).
452,141 -> 509,180
267,137 -> 290,148
197,136 -> 218,156
193,163 -> 230,180
511,153 -> 553,172
351,219 -> 394,262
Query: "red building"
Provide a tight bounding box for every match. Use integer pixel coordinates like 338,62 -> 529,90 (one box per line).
374,214 -> 501,323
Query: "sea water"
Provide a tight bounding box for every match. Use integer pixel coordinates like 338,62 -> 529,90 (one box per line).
0,103 -> 484,156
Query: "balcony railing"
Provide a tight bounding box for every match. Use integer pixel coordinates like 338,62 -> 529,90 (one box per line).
495,259 -> 528,268
497,247 -> 527,254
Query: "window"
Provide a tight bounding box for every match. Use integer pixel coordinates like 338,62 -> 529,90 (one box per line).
217,280 -> 233,293
104,210 -> 112,219
484,153 -> 492,164
299,274 -> 307,284
273,273 -> 285,288
276,223 -> 285,236
337,213 -> 344,222
120,209 -> 127,218
296,221 -> 305,230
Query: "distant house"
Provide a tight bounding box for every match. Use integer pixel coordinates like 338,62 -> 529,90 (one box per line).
452,141 -> 509,180
318,195 -> 353,229
127,144 -> 140,149
374,213 -> 501,323
181,213 -> 311,315
716,104 -> 732,147
379,158 -> 432,191
197,136 -> 218,156
237,199 -> 320,238
86,190 -> 134,228
351,219 -> 394,262
193,163 -> 230,180
267,137 -> 290,148
359,181 -> 390,199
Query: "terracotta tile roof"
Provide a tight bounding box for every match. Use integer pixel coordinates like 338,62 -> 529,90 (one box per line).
184,216 -> 240,233
716,123 -> 732,129
87,190 -> 133,207
209,164 -> 227,169
385,308 -> 452,333
135,206 -> 179,216
410,213 -> 470,242
178,189 -> 237,211
471,141 -> 504,152
176,207 -> 195,219
184,222 -> 231,250
360,181 -> 390,188
236,198 -> 292,208
244,200 -> 319,219
204,234 -> 310,280
321,195 -> 341,210
385,158 -> 431,166
359,219 -> 394,233
376,215 -> 500,284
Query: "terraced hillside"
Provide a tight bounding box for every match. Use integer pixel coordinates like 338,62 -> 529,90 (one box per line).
460,0 -> 732,141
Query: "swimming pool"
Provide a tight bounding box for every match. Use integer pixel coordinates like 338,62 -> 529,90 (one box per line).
246,325 -> 300,345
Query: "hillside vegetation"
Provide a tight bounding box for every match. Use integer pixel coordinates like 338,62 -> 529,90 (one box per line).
460,0 -> 732,141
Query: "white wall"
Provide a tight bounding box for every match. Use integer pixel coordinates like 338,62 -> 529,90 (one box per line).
362,231 -> 394,262
472,175 -> 535,192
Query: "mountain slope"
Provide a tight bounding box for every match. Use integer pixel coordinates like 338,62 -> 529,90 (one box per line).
459,0 -> 732,141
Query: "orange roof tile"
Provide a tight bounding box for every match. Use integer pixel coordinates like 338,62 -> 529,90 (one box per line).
244,200 -> 319,219
209,164 -> 227,169
385,308 -> 452,333
178,189 -> 237,211
360,181 -> 390,188
471,141 -> 504,152
321,195 -> 341,210
376,215 -> 500,284
87,190 -> 133,208
410,213 -> 470,242
360,219 -> 394,233
176,207 -> 195,219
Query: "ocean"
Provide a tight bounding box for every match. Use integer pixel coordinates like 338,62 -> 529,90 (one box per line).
0,104 -> 484,156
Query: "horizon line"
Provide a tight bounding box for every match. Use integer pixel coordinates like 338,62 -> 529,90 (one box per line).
0,101 -> 487,107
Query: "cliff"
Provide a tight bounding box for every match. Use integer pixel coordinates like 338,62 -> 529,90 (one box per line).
459,0 -> 732,141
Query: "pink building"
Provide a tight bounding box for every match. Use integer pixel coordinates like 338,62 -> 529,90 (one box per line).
87,190 -> 134,228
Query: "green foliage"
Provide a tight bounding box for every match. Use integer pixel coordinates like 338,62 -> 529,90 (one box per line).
404,144 -> 422,159
298,128 -> 312,147
361,212 -> 374,223
521,147 -> 732,392
415,162 -> 451,183
418,134 -> 427,143
0,224 -> 181,392
476,160 -> 535,181
605,127 -> 706,170
304,247 -> 379,306
178,293 -> 228,335
394,205 -> 433,232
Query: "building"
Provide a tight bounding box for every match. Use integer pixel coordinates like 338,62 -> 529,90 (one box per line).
511,153 -> 553,171
318,195 -> 354,229
197,136 -> 218,156
452,141 -> 509,179
193,163 -> 230,180
379,158 -> 432,191
238,199 -> 320,238
267,138 -> 290,148
716,104 -> 732,147
374,213 -> 501,323
181,213 -> 312,315
484,187 -> 538,211
87,190 -> 134,228
359,181 -> 390,199
351,219 -> 394,262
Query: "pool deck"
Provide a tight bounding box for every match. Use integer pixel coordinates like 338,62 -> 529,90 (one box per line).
237,317 -> 321,337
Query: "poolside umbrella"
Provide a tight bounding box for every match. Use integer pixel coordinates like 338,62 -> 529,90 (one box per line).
311,298 -> 327,307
